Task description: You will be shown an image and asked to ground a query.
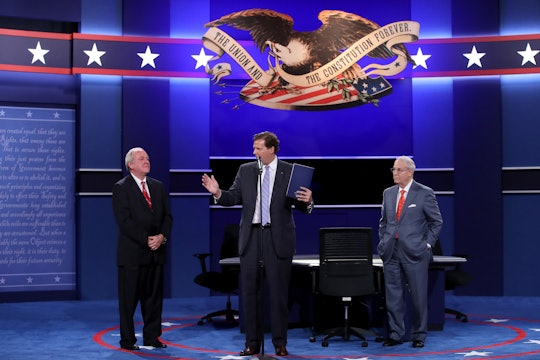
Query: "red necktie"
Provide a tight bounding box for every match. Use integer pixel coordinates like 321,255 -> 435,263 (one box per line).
141,181 -> 152,209
396,189 -> 405,220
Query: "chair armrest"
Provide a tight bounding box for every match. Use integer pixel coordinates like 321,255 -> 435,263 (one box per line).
193,253 -> 212,273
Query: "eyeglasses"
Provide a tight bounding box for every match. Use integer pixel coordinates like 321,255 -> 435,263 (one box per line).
390,167 -> 409,174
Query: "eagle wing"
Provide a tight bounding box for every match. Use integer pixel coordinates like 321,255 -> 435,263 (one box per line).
205,9 -> 294,53
316,10 -> 413,63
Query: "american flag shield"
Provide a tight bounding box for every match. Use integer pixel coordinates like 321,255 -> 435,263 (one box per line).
238,75 -> 392,110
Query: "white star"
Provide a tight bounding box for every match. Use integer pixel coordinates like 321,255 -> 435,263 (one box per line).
486,318 -> 509,323
463,45 -> 486,68
53,112 -> 60,119
26,111 -> 33,118
161,322 -> 179,326
191,48 -> 214,69
139,345 -> 157,350
137,45 -> 160,69
0,277 -> 5,285
0,109 -> 5,116
84,43 -> 106,66
455,350 -> 493,357
525,339 -> 540,344
411,47 -> 432,69
28,41 -> 50,64
26,276 -> 33,284
54,276 -> 61,283
518,43 -> 539,65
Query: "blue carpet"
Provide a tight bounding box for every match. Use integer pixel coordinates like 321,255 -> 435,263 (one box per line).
1,295 -> 540,359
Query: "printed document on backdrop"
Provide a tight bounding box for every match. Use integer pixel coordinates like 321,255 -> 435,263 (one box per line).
286,163 -> 315,198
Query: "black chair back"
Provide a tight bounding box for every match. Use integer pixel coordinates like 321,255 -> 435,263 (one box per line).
318,227 -> 375,297
220,223 -> 240,261
193,223 -> 241,325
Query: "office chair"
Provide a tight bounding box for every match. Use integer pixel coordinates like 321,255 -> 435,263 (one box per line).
433,239 -> 470,322
193,223 -> 240,325
310,227 -> 378,347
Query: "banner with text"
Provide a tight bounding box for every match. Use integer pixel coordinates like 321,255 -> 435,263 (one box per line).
0,106 -> 75,293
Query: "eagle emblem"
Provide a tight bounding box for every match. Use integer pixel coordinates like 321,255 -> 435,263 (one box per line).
202,9 -> 419,110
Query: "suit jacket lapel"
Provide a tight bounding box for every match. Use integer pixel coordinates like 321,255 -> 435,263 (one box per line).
390,186 -> 399,220
272,161 -> 288,202
400,181 -> 418,219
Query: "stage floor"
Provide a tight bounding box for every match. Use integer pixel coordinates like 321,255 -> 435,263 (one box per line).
1,295 -> 540,359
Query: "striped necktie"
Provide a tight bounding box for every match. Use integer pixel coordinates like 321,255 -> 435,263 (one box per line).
261,165 -> 270,225
141,181 -> 152,209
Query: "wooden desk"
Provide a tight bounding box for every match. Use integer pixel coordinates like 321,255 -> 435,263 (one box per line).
220,254 -> 466,332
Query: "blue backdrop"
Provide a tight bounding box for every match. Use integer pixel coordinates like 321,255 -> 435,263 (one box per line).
1,0 -> 540,301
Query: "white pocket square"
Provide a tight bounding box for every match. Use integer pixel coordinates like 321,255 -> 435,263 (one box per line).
408,204 -> 416,208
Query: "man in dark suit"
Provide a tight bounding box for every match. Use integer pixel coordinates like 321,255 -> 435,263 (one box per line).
112,147 -> 173,351
201,131 -> 313,357
377,155 -> 442,348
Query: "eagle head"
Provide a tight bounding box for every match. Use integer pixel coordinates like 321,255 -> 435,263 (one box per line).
267,37 -> 314,75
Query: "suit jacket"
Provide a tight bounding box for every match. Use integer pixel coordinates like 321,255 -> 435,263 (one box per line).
377,180 -> 443,264
217,159 -> 311,258
112,175 -> 173,266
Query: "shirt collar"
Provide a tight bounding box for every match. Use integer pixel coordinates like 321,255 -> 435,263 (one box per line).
131,173 -> 147,186
400,180 -> 412,193
265,157 -> 278,171
264,156 -> 278,173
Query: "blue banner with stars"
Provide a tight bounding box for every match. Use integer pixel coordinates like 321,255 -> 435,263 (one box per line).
1,28 -> 540,78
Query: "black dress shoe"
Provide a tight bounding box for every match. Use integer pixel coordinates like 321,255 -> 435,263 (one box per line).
144,340 -> 167,348
275,345 -> 288,356
383,339 -> 403,347
412,339 -> 425,348
120,344 -> 140,351
239,346 -> 260,356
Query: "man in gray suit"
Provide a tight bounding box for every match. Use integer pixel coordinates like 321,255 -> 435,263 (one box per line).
201,131 -> 313,357
377,155 -> 443,348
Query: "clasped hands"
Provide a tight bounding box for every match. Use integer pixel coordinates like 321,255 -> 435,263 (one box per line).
148,234 -> 165,251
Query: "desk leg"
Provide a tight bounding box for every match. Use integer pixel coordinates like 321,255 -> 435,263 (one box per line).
427,268 -> 445,330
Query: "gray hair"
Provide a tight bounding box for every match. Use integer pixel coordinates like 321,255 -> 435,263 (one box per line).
124,147 -> 145,171
397,155 -> 416,172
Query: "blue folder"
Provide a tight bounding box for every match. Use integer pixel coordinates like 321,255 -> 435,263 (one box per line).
286,163 -> 315,198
